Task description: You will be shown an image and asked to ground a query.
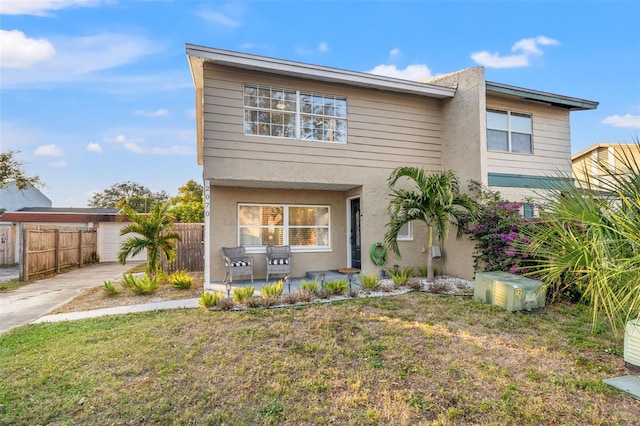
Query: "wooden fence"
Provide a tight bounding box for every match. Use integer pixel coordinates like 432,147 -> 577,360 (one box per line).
0,224 -> 16,265
21,227 -> 97,281
160,223 -> 204,273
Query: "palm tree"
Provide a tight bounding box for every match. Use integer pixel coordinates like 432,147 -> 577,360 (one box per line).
384,167 -> 477,282
117,203 -> 182,278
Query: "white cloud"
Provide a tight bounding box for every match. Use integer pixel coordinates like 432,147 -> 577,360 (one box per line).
470,52 -> 529,68
367,64 -> 433,81
50,161 -> 67,168
123,142 -> 144,153
0,30 -> 56,69
0,0 -> 102,16
318,42 -> 329,53
86,142 -> 103,153
196,4 -> 246,28
150,146 -> 194,156
1,33 -> 163,88
102,129 -> 194,155
390,48 -> 400,57
134,109 -> 169,118
34,144 -> 63,157
602,114 -> 640,128
471,35 -> 559,68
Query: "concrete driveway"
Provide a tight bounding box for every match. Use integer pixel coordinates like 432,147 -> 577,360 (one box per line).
0,262 -> 141,335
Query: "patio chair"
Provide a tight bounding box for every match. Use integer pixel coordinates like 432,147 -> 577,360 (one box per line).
221,246 -> 254,283
265,245 -> 291,282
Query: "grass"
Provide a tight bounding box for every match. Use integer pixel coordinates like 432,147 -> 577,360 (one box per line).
0,293 -> 634,425
0,278 -> 23,293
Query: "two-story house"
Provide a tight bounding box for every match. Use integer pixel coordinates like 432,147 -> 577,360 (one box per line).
186,44 -> 598,283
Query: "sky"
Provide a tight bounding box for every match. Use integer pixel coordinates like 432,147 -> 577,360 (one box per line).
1,0 -> 639,207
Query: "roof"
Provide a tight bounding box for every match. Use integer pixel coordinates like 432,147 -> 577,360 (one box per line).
0,207 -> 122,224
186,44 -> 456,99
572,142 -> 640,161
486,81 -> 599,111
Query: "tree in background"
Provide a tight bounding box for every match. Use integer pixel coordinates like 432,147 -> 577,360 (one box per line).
89,181 -> 169,213
384,167 -> 477,282
0,150 -> 41,189
169,179 -> 204,222
117,203 -> 181,278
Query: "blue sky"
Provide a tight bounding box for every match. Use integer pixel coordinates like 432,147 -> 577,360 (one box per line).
1,0 -> 639,207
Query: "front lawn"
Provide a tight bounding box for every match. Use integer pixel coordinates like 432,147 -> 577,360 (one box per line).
0,293 -> 635,425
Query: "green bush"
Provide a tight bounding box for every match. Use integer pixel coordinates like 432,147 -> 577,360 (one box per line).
416,266 -> 428,278
103,280 -> 118,296
120,273 -> 159,295
261,280 -> 283,298
169,270 -> 193,289
233,286 -> 256,303
301,279 -> 319,294
324,279 -> 348,295
199,291 -> 223,308
360,274 -> 380,292
389,268 -> 411,287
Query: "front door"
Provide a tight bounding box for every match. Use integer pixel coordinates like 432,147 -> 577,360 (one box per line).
350,198 -> 361,269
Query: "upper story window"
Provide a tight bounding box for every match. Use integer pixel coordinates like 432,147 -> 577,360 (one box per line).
487,110 -> 532,154
243,84 -> 347,143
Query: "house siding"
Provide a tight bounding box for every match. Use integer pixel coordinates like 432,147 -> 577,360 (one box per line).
485,95 -> 572,177
201,64 -> 444,184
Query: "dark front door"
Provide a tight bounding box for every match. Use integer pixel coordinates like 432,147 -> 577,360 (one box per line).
350,198 -> 361,269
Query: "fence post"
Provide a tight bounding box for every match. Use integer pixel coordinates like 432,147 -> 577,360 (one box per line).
20,228 -> 29,282
55,229 -> 60,273
78,230 -> 83,267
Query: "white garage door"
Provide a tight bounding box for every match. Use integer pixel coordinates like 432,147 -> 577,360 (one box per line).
98,223 -> 146,263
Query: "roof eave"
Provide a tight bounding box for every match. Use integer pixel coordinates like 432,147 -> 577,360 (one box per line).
486,81 -> 599,111
186,44 -> 455,99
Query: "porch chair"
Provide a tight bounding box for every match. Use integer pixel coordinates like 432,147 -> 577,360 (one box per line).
265,245 -> 291,282
221,246 -> 254,283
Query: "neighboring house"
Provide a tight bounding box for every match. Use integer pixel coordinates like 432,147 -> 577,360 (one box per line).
186,44 -> 598,282
0,207 -> 145,264
0,181 -> 52,213
572,143 -> 640,185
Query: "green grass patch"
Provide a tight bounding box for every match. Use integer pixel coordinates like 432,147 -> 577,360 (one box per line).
0,293 -> 631,425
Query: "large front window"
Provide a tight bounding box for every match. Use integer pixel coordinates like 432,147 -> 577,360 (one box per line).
487,110 -> 532,154
238,204 -> 330,250
244,84 -> 347,143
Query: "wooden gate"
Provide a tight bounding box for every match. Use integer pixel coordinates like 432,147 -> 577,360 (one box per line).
21,227 -> 97,281
160,223 -> 204,273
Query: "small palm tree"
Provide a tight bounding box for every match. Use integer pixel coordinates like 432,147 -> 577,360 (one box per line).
117,203 -> 182,278
384,167 -> 477,282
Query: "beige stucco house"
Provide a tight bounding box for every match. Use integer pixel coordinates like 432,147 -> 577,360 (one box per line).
572,142 -> 640,185
186,44 -> 598,283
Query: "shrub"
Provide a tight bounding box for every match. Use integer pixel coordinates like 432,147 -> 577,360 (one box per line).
466,182 -> 537,274
389,268 -> 411,287
168,270 -> 193,289
360,274 -> 380,292
416,266 -> 428,278
282,293 -> 300,305
120,273 -> 159,295
245,297 -> 268,308
297,290 -> 315,303
233,286 -> 256,303
216,297 -> 235,311
324,279 -> 348,296
301,279 -> 319,294
103,280 -> 118,296
261,280 -> 283,298
348,289 -> 359,298
408,280 -> 423,291
199,291 -> 223,308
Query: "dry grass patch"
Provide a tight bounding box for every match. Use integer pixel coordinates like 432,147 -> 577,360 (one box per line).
1,293 -> 637,425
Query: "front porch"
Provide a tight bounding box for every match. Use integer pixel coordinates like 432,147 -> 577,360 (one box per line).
205,270 -> 361,294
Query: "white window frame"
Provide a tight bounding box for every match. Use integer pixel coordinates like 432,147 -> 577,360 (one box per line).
238,203 -> 331,253
486,109 -> 533,154
243,84 -> 347,143
397,222 -> 412,241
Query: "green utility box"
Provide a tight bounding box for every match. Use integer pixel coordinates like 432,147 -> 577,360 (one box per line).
474,272 -> 547,312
